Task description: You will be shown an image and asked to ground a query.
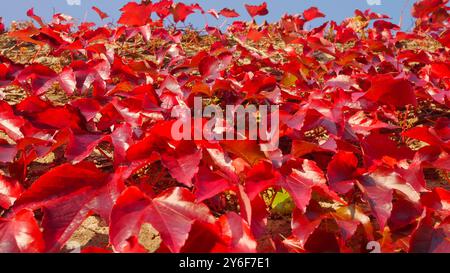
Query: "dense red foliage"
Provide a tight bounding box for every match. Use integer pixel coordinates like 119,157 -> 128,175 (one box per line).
0,0 -> 449,253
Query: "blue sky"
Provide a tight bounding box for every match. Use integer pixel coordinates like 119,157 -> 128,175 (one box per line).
0,0 -> 417,29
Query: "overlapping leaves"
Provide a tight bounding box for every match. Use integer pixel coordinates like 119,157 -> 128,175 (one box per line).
0,0 -> 449,253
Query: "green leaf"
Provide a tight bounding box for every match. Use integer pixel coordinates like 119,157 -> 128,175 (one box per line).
271,190 -> 294,215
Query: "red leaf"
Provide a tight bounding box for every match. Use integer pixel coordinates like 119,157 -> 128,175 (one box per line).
221,140 -> 266,166
126,121 -> 176,161
147,187 -> 214,252
304,229 -> 340,253
12,163 -> 108,212
69,59 -> 110,95
65,132 -> 108,163
0,175 -> 23,209
0,101 -> 25,141
358,167 -> 420,229
245,161 -> 280,200
245,2 -> 269,18
361,132 -> 414,166
291,140 -> 336,158
278,159 -> 338,212
15,64 -> 58,96
152,0 -> 173,19
0,17 -> 4,33
363,74 -> 417,107
180,221 -> 222,253
70,98 -> 102,122
430,62 -> 450,79
412,0 -> 448,18
111,123 -> 134,167
109,186 -> 152,253
15,95 -> 51,114
403,126 -> 448,150
247,28 -> 265,42
291,207 -> 324,249
373,20 -> 400,30
250,195 -> 269,240
0,209 -> 44,253
420,187 -> 450,213
332,205 -> 374,241
27,8 -> 45,27
118,2 -> 152,26
81,246 -> 112,253
58,67 -> 76,95
348,111 -> 398,136
160,141 -> 202,187
303,7 -> 325,22
327,151 -> 358,194
199,56 -> 220,78
409,211 -> 450,253
219,8 -> 240,18
194,166 -> 231,202
172,3 -> 195,23
0,0 -> 447,254
110,186 -> 215,253
11,162 -> 124,252
30,106 -> 83,130
388,198 -> 423,231
212,212 -> 257,253
92,6 -> 109,20
0,142 -> 17,163
7,25 -> 46,46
